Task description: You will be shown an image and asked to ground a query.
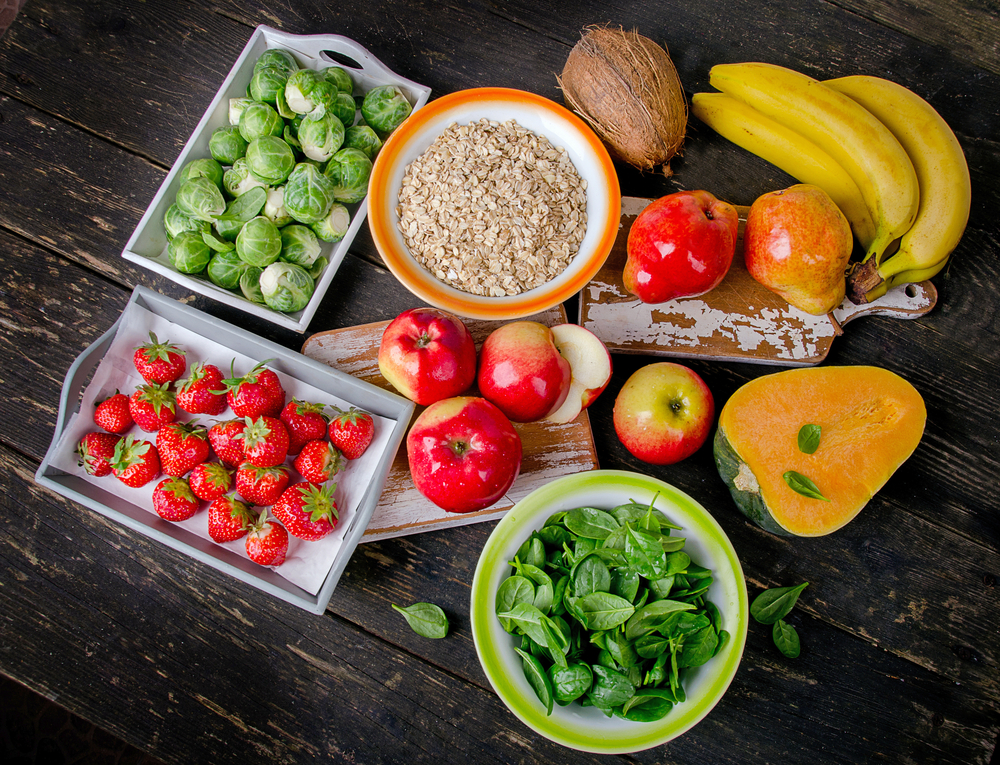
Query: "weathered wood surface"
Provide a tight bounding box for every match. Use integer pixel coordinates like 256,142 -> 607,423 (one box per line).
301,306 -> 601,541
0,0 -> 998,763
580,199 -> 938,365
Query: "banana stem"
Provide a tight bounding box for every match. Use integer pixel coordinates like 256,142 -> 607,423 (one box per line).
847,260 -> 884,304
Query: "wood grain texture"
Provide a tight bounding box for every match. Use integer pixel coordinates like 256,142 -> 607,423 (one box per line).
302,305 -> 600,540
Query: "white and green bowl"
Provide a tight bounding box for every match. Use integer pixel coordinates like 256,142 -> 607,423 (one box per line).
470,470 -> 748,754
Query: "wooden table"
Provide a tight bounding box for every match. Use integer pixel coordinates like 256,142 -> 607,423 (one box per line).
1,1 -> 998,762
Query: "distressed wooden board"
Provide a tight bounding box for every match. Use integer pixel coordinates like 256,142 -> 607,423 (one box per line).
302,305 -> 599,541
580,197 -> 938,366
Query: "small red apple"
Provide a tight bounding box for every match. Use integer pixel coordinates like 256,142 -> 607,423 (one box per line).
624,190 -> 739,303
744,184 -> 853,315
613,362 -> 715,465
406,396 -> 522,514
477,321 -> 572,423
378,307 -> 478,405
544,324 -> 613,425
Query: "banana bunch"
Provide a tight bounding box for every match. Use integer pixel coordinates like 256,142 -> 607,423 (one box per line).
691,63 -> 971,303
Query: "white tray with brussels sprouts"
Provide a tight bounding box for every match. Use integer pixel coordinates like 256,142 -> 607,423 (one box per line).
122,26 -> 431,332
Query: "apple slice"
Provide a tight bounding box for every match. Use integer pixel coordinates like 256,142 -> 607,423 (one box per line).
545,324 -> 613,424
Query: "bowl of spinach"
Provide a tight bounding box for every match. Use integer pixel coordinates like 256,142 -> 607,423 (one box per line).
470,469 -> 748,753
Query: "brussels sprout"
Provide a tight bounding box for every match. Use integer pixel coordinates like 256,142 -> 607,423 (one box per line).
229,97 -> 254,126
283,124 -> 301,151
283,163 -> 336,224
310,202 -> 351,243
323,147 -> 372,204
297,112 -> 345,163
255,49 -> 298,76
206,250 -> 249,290
236,215 -> 283,267
208,126 -> 248,165
249,66 -> 289,106
321,66 -> 353,94
178,158 -> 225,189
361,85 -> 412,138
284,69 -> 336,116
262,186 -> 293,227
278,224 -> 322,268
260,262 -> 315,313
168,230 -> 213,274
223,157 -> 268,198
164,204 -> 209,240
238,101 -> 284,142
342,125 -> 382,159
329,92 -> 357,128
245,135 -> 296,185
240,266 -> 266,304
176,176 -> 226,221
306,256 -> 329,281
215,186 -> 268,240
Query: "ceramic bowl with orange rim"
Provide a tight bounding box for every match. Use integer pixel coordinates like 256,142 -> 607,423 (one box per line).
368,87 -> 621,320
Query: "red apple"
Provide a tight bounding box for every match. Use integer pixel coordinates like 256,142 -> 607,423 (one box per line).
406,396 -> 522,514
477,321 -> 572,423
613,362 -> 715,465
544,324 -> 613,424
744,184 -> 853,315
624,190 -> 739,303
378,307 -> 477,405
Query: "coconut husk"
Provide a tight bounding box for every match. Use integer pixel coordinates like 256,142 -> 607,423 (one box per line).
558,25 -> 687,173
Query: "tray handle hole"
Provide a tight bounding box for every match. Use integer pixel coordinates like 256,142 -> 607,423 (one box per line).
320,50 -> 363,70
904,284 -> 918,298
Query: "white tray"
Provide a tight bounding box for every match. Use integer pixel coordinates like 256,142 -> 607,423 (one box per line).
35,286 -> 414,614
122,26 -> 432,333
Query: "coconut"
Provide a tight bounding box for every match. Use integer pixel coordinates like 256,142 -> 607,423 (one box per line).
558,25 -> 687,173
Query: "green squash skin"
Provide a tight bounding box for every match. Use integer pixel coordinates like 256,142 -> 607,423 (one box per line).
712,427 -> 793,537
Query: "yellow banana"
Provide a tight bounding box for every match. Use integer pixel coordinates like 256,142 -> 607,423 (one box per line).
709,63 -> 919,267
691,92 -> 876,249
863,262 -> 947,301
825,76 -> 971,302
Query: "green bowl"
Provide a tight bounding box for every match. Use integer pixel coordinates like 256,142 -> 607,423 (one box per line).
470,469 -> 748,754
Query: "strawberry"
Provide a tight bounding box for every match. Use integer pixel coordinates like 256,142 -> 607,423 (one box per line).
93,392 -> 133,434
239,416 -> 289,468
280,399 -> 328,455
271,482 -> 339,541
133,332 -> 187,384
219,360 -> 285,419
110,435 -> 161,488
152,476 -> 201,522
208,419 -> 247,467
156,421 -> 211,476
176,362 -> 227,416
235,463 -> 291,506
293,439 -> 346,484
207,494 -> 253,543
77,432 -> 122,477
328,407 -> 375,460
189,462 -> 233,501
245,511 -> 289,566
129,382 -> 176,432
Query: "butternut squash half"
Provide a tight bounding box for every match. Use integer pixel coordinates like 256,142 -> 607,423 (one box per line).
714,366 -> 926,536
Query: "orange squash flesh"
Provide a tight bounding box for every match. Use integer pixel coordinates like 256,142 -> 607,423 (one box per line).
715,366 -> 926,536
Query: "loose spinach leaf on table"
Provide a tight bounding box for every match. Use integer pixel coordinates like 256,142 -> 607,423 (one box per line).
391,602 -> 449,639
750,582 -> 809,624
773,619 -> 801,658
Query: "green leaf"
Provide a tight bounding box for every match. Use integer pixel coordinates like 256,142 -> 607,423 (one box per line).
797,423 -> 822,454
549,662 -> 593,706
572,553 -> 611,598
751,582 -> 809,625
391,602 -> 449,639
497,602 -> 550,645
782,471 -> 831,501
588,665 -> 636,709
773,619 -> 801,658
575,592 -> 636,631
564,507 -> 620,539
625,599 -> 696,641
514,647 -> 554,715
620,688 -> 674,722
624,525 -> 668,579
496,576 -> 535,632
677,625 -> 719,668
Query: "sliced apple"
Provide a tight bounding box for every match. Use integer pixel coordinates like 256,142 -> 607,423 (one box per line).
545,324 -> 613,424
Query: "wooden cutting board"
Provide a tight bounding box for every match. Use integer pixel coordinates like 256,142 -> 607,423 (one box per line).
301,305 -> 599,542
580,197 -> 938,366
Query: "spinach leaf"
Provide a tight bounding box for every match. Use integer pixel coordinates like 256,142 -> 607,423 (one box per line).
572,553 -> 611,597
495,575 -> 535,632
625,599 -> 695,640
621,688 -> 674,722
497,602 -> 550,645
677,625 -> 719,668
773,619 -> 801,658
610,568 -> 640,604
625,525 -> 668,579
564,506 -> 620,539
550,662 -> 593,705
797,423 -> 822,454
515,647 -> 554,715
576,592 -> 636,631
751,582 -> 809,625
391,602 -> 449,639
782,471 -> 831,501
588,665 -> 636,709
